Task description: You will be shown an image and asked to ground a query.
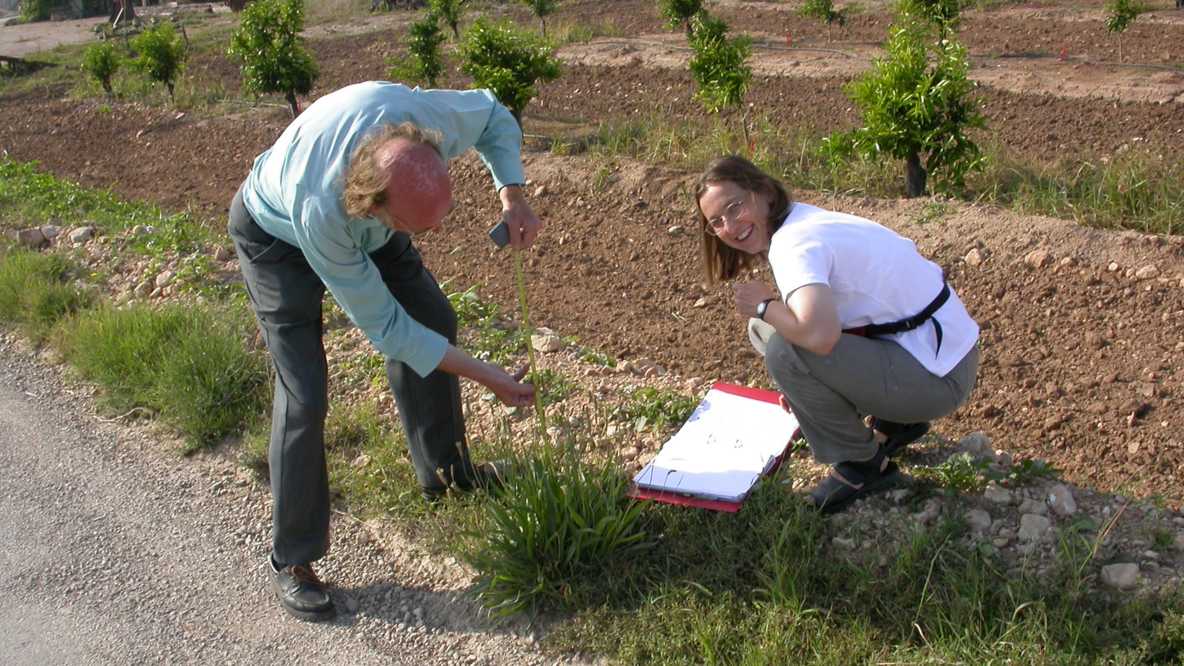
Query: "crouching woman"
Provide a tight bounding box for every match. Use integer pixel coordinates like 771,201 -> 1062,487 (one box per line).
695,156 -> 980,513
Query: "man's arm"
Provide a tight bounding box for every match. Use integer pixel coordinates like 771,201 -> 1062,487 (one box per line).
436,346 -> 534,407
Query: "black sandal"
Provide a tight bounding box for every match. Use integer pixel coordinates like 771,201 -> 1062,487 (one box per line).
872,419 -> 930,458
809,456 -> 901,514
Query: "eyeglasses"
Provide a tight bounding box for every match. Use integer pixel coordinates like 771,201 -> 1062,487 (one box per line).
705,197 -> 748,233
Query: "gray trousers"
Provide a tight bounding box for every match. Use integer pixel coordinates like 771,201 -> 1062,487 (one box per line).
766,332 -> 979,465
228,186 -> 470,566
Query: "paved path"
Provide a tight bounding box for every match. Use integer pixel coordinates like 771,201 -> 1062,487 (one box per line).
0,334 -> 556,665
0,17 -> 101,58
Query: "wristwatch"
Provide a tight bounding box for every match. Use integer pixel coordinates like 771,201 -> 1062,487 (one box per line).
756,298 -> 776,321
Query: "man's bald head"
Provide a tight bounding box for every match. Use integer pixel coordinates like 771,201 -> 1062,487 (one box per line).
372,138 -> 452,233
342,122 -> 453,234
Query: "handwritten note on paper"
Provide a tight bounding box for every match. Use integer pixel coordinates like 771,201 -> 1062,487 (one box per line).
632,387 -> 800,502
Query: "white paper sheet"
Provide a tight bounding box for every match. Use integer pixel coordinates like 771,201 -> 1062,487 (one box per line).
633,388 -> 799,502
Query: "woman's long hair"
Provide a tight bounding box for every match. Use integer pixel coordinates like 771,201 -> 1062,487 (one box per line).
694,155 -> 792,283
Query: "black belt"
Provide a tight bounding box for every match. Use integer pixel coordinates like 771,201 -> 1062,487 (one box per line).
843,283 -> 950,355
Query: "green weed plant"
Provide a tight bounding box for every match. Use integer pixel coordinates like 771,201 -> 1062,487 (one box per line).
614,386 -> 697,433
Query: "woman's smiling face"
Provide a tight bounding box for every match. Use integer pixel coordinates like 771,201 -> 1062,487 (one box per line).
698,180 -> 773,255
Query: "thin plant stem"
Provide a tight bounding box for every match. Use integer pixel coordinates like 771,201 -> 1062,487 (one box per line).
513,249 -> 549,442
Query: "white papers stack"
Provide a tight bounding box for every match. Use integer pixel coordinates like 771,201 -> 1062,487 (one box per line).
632,387 -> 800,502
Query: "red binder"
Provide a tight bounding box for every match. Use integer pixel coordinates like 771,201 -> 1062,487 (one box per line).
628,382 -> 798,513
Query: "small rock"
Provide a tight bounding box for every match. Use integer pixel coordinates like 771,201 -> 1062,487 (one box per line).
914,499 -> 941,525
1100,562 -> 1139,590
1018,513 -> 1051,541
966,508 -> 992,532
132,224 -> 155,236
964,247 -> 984,266
832,536 -> 855,549
530,328 -> 562,353
1019,498 -> 1048,516
984,485 -> 1012,504
667,225 -> 684,236
16,227 -> 47,248
614,359 -> 633,374
155,271 -> 175,288
351,453 -> 371,468
1174,533 -> 1184,552
1024,248 -> 1052,269
692,297 -> 708,308
533,184 -> 547,198
1135,265 -> 1159,280
69,226 -> 95,244
888,488 -> 911,503
40,224 -> 62,240
1107,261 -> 1120,272
1046,484 -> 1077,516
957,431 -> 992,458
992,536 -> 1011,548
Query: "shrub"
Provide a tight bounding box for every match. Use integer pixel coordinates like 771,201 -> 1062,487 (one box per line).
56,304 -> 268,451
659,0 -> 702,37
428,0 -> 465,40
520,0 -> 558,36
458,18 -> 561,124
1104,0 -> 1144,62
227,0 -> 318,117
799,0 -> 847,42
82,41 -> 121,95
19,0 -> 51,22
130,22 -> 187,102
825,17 -> 983,197
688,12 -> 752,115
390,11 -> 446,87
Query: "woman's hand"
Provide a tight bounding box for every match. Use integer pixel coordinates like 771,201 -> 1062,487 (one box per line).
733,281 -> 780,319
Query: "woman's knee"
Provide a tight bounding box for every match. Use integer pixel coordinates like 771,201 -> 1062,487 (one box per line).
765,333 -> 809,387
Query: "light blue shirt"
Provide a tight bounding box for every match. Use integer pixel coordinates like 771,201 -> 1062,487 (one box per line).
242,82 -> 526,377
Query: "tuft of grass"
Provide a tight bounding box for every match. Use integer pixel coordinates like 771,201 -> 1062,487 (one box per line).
55,303 -> 267,452
550,19 -> 625,45
912,452 -> 990,493
0,248 -> 94,343
463,444 -> 649,616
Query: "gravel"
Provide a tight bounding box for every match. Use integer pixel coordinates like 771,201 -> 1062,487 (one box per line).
0,333 -> 570,665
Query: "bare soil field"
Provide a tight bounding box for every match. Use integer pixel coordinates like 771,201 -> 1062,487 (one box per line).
1,0 -> 1182,508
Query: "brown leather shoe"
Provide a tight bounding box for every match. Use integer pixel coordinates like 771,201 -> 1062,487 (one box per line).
269,556 -> 335,622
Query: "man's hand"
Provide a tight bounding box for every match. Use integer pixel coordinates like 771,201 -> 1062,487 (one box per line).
482,364 -> 535,407
498,185 -> 543,249
437,346 -> 535,407
733,281 -> 780,319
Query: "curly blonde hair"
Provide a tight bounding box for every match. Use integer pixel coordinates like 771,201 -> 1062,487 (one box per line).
342,122 -> 444,219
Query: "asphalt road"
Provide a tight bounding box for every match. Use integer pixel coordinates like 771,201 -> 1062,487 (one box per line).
0,334 -> 554,665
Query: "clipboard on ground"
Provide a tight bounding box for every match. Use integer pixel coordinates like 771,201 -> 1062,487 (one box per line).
629,382 -> 801,512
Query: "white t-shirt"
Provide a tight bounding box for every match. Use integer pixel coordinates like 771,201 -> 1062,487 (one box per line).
767,202 -> 979,377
